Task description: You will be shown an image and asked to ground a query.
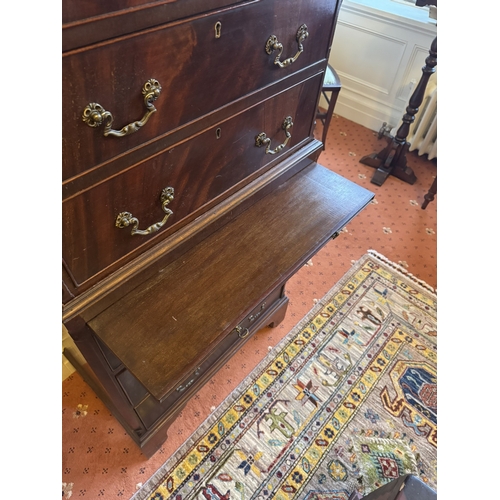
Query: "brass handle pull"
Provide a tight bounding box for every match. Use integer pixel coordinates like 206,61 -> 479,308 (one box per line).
82,79 -> 162,138
176,367 -> 201,392
235,326 -> 250,339
115,187 -> 174,236
265,24 -> 308,68
255,116 -> 293,155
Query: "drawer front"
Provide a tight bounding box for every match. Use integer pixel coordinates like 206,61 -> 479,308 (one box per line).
63,73 -> 322,287
62,0 -> 338,179
63,0 -> 246,32
63,0 -> 156,23
130,285 -> 285,428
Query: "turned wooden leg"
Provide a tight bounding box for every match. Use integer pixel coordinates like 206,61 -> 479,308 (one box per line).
360,36 -> 437,186
421,176 -> 437,209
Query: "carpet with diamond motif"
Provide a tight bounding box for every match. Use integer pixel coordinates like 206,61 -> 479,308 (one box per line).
132,250 -> 437,500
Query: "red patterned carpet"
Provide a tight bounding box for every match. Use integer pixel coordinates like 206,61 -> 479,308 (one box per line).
62,115 -> 437,499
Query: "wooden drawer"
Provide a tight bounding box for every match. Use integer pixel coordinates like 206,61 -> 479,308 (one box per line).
62,0 -> 338,179
62,0 -> 242,26
113,285 -> 285,429
63,1 -> 247,46
63,73 -> 322,288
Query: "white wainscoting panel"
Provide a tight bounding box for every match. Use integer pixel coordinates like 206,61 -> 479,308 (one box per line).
333,22 -> 407,95
324,0 -> 436,132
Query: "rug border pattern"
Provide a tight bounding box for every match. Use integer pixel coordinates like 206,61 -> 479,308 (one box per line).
131,251 -> 436,500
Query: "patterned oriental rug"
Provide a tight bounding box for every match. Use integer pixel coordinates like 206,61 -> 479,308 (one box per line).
132,250 -> 437,500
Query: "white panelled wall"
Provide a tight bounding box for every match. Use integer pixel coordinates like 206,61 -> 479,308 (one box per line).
322,0 -> 437,132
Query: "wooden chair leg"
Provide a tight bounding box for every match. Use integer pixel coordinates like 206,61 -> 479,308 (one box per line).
316,65 -> 341,150
321,89 -> 340,150
421,176 -> 436,209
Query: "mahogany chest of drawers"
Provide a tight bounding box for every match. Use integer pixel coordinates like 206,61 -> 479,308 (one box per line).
62,0 -> 374,457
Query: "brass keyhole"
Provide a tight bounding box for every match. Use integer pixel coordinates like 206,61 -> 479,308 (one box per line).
216,127 -> 222,139
215,21 -> 222,38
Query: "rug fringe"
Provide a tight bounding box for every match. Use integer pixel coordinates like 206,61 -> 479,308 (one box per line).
367,249 -> 437,296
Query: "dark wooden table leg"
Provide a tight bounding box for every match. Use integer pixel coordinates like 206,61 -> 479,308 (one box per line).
360,36 -> 437,186
421,176 -> 436,209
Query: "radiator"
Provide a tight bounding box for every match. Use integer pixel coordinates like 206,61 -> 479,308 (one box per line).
391,76 -> 437,160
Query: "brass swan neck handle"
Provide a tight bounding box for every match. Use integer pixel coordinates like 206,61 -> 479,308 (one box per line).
265,24 -> 309,68
82,79 -> 162,138
115,187 -> 174,236
255,116 -> 294,155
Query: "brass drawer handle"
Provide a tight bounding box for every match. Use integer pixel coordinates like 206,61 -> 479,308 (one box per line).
265,24 -> 308,68
176,367 -> 201,392
248,302 -> 266,323
115,187 -> 174,236
235,326 -> 250,339
255,116 -> 293,155
82,79 -> 162,138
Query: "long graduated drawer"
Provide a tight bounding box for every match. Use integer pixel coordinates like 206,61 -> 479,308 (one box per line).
63,0 -> 339,178
62,73 -> 322,288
